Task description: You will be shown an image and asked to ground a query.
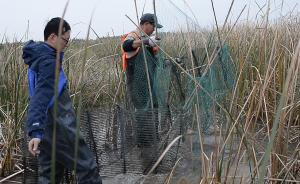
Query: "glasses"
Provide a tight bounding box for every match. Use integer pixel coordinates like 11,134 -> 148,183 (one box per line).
61,37 -> 69,44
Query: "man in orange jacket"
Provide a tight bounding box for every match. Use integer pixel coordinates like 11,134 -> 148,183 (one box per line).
122,13 -> 163,147
122,13 -> 162,71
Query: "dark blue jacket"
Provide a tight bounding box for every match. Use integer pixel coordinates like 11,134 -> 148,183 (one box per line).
22,40 -> 67,139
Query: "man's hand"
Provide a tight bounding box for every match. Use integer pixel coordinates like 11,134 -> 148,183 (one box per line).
28,138 -> 41,156
149,35 -> 161,47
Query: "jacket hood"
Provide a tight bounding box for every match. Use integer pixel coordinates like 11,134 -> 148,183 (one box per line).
22,40 -> 57,66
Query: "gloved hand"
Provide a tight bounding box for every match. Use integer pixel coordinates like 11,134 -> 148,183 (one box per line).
148,35 -> 161,47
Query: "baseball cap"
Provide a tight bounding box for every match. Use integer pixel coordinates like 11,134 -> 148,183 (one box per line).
140,13 -> 163,28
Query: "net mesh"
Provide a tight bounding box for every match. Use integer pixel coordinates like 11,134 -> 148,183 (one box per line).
184,43 -> 236,132
22,107 -> 183,183
22,41 -> 235,183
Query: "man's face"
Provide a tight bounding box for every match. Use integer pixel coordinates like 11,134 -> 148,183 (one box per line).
142,22 -> 155,36
47,30 -> 70,51
55,30 -> 70,51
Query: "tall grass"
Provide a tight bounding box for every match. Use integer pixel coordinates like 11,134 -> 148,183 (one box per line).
156,14 -> 300,183
0,11 -> 299,183
0,41 -> 28,177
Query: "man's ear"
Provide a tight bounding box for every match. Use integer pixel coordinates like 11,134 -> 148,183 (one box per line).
47,33 -> 56,42
45,33 -> 58,49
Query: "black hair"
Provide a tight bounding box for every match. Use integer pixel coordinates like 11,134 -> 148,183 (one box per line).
44,17 -> 71,41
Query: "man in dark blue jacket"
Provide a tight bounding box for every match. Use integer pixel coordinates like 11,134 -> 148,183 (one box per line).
22,17 -> 102,184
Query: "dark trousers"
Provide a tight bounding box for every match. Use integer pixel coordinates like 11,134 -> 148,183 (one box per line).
38,89 -> 102,184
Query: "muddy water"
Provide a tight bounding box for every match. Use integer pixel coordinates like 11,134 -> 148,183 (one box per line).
102,129 -> 252,184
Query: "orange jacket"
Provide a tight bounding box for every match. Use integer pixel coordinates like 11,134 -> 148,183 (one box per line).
121,31 -> 159,71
